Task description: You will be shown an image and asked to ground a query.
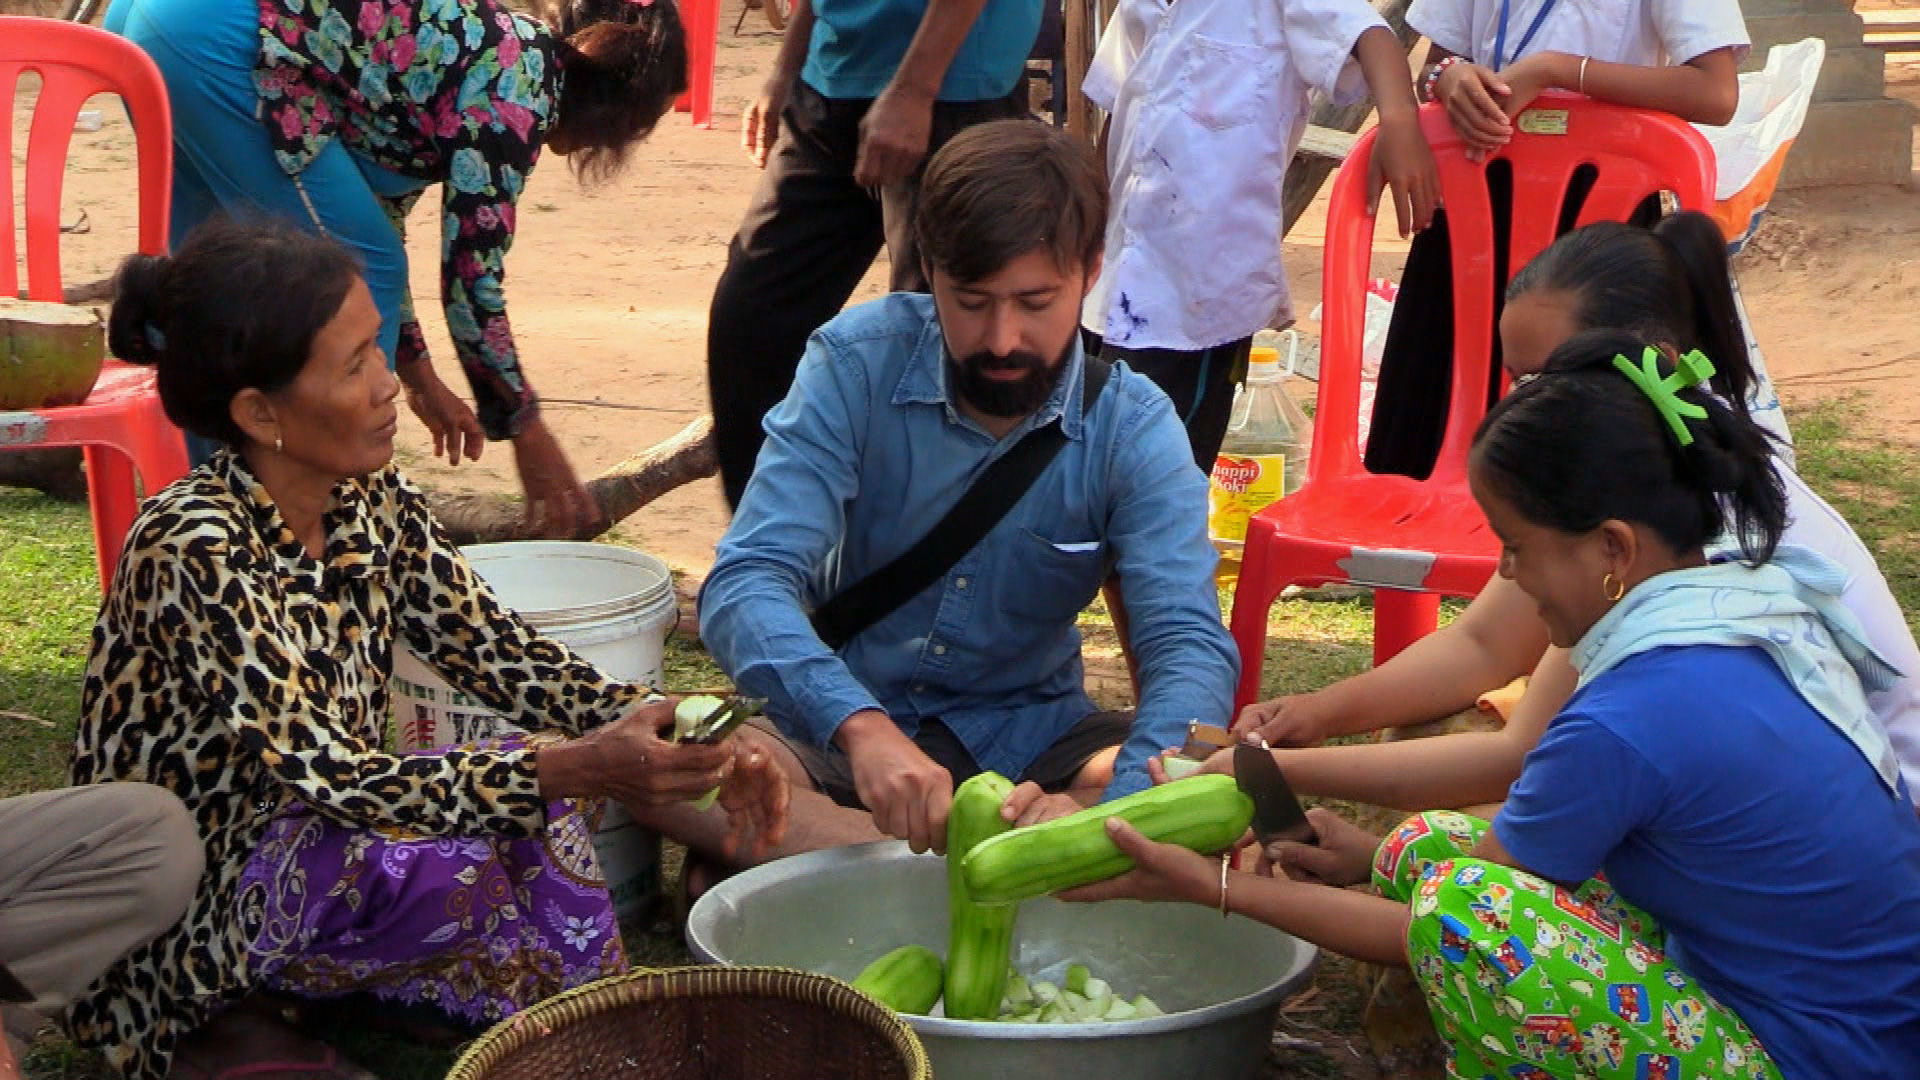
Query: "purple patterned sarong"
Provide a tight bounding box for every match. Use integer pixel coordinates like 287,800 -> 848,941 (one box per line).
235,741 -> 627,1027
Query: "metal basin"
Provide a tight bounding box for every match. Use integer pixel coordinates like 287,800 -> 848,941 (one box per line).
687,842 -> 1317,1080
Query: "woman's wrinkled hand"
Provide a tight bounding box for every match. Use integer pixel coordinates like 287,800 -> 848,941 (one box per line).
592,698 -> 735,805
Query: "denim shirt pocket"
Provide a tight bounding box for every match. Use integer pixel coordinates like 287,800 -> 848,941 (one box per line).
999,529 -> 1111,625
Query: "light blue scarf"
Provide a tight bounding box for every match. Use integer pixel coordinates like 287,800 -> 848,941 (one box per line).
1569,544 -> 1905,794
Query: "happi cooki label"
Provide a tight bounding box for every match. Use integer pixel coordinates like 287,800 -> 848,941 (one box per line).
1208,453 -> 1285,544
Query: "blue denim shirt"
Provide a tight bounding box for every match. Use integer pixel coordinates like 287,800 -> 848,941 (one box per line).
699,294 -> 1238,799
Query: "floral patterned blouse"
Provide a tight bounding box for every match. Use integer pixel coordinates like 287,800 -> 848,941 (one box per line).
254,0 -> 561,439
67,451 -> 649,1080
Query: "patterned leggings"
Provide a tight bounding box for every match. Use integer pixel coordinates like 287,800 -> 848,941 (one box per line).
1372,812 -> 1781,1080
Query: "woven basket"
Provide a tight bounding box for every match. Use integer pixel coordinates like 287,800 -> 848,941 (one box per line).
446,967 -> 930,1080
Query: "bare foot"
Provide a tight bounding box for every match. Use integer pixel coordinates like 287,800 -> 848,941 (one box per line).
168,1007 -> 376,1080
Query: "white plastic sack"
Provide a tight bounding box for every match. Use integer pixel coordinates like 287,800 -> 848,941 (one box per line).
1310,279 -> 1397,446
1696,38 -> 1826,255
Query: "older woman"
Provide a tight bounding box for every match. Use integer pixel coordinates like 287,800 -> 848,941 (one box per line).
69,220 -> 788,1080
103,0 -> 688,535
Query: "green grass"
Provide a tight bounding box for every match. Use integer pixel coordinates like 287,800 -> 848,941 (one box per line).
0,404 -> 1914,1079
0,489 -> 97,798
1790,400 -> 1920,631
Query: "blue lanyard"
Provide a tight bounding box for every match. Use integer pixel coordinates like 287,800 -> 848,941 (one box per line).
1492,0 -> 1558,71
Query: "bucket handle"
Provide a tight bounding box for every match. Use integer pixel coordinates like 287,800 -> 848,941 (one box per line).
1279,328 -> 1301,377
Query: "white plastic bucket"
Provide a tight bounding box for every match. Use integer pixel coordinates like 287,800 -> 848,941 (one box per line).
388,541 -> 679,923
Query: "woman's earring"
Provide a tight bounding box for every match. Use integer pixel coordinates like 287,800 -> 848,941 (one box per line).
275,433 -> 284,455
1603,573 -> 1626,603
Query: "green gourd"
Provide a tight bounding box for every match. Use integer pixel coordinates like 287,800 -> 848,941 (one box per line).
961,774 -> 1253,905
942,771 -> 1019,1019
850,944 -> 944,1015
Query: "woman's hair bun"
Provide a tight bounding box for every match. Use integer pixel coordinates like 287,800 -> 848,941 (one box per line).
106,253 -> 172,367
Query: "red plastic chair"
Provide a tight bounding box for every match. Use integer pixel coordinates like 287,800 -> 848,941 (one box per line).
1,16 -> 188,591
673,0 -> 718,128
1228,93 -> 1716,710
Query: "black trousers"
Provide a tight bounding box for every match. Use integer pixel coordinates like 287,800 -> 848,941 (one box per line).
1085,333 -> 1253,473
706,80 -> 1030,509
1363,166 -> 1662,480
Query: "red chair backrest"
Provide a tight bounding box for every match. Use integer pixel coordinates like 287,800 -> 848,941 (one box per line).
1,16 -> 171,302
1315,93 -> 1717,485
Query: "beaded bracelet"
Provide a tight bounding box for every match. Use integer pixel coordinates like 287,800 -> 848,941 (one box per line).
1420,55 -> 1464,104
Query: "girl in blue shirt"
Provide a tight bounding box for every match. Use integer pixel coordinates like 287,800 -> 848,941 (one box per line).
1067,328 -> 1920,1077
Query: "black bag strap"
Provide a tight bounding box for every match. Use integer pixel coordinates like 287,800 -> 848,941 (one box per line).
810,356 -> 1113,651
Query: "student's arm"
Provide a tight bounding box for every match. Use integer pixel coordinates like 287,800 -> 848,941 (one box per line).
1235,573 -> 1552,745
1254,641 -> 1581,811
1061,818 -> 1413,968
1496,47 -> 1741,126
854,0 -> 993,187
1353,25 -> 1439,237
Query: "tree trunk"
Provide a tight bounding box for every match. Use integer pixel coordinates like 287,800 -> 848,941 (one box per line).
1280,0 -> 1418,236
428,415 -> 717,545
0,448 -> 88,502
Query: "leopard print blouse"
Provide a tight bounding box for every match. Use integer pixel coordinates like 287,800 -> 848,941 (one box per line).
68,450 -> 648,1080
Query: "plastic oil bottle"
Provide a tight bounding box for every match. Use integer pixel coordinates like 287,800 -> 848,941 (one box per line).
1209,336 -> 1312,582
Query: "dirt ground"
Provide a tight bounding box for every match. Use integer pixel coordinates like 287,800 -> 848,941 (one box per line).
16,10 -> 1920,581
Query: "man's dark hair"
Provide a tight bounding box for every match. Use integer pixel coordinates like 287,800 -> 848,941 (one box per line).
915,119 -> 1107,285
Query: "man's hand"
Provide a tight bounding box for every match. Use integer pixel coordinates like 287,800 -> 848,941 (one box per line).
1435,60 -> 1512,161
1368,111 -> 1440,238
1232,693 -> 1337,747
839,709 -> 953,853
1057,818 -> 1221,906
854,83 -> 935,188
1260,808 -> 1379,888
998,781 -> 1085,827
743,78 -> 788,169
715,726 -> 792,860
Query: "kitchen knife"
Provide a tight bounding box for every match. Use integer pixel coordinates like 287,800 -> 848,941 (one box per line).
1234,742 -> 1317,846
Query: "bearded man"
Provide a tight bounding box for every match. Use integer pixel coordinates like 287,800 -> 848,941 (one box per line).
697,119 -> 1238,855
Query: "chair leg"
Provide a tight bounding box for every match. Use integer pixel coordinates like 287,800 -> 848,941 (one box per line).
82,445 -> 138,591
1373,589 -> 1442,667
126,419 -> 191,496
1227,541 -> 1291,715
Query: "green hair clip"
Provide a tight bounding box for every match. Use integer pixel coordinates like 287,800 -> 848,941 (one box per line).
1611,346 -> 1716,447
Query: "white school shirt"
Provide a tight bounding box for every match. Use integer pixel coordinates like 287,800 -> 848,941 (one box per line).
1773,468 -> 1920,800
1406,0 -> 1749,71
1080,0 -> 1384,352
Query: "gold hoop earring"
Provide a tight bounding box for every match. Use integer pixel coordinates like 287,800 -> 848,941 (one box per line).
1603,573 -> 1626,603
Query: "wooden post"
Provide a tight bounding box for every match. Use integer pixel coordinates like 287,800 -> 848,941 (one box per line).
1064,0 -> 1095,139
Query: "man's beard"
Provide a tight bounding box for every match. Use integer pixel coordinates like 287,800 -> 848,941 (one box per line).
947,338 -> 1075,419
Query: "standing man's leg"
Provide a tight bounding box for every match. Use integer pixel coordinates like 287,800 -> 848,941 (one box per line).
708,83 -> 891,510
0,786 -> 201,1047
